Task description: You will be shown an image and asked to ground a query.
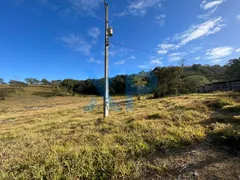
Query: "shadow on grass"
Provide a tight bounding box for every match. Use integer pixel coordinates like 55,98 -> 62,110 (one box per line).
200,99 -> 240,152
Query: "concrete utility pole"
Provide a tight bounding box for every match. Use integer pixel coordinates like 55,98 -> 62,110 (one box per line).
104,1 -> 113,118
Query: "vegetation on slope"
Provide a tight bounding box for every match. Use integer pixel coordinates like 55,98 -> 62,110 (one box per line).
0,90 -> 239,179
1,58 -> 240,99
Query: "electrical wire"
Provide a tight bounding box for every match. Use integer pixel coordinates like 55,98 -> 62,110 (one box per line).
110,41 -> 159,54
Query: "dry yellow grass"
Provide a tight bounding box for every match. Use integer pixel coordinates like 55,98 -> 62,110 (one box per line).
0,87 -> 239,179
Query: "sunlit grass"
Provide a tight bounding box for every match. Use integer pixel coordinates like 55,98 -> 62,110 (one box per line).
0,88 -> 240,179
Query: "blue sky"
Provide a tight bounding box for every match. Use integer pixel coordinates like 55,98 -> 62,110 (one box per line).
0,0 -> 240,82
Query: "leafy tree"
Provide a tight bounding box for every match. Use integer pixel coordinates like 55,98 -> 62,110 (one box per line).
9,80 -> 27,92
0,78 -> 4,84
25,78 -> 40,85
51,80 -> 62,88
32,78 -> 40,85
41,78 -> 50,85
25,78 -> 34,84
154,67 -> 183,97
0,89 -> 8,100
227,58 -> 240,79
60,79 -> 76,95
110,75 -> 126,94
182,75 -> 210,93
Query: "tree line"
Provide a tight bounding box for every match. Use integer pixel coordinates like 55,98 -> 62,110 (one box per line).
58,58 -> 240,98
1,58 -> 240,99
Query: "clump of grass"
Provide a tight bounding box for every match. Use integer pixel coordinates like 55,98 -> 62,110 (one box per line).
209,97 -> 235,109
223,105 -> 240,113
210,123 -> 240,150
1,92 -> 240,179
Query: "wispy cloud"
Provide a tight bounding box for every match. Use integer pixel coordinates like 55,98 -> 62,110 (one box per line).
150,59 -> 162,65
138,56 -> 162,69
157,43 -> 179,54
114,55 -> 135,65
17,0 -> 103,18
237,15 -> 240,20
235,48 -> 240,52
88,57 -> 103,64
155,14 -> 165,26
156,17 -> 223,55
211,59 -> 221,64
115,0 -> 162,17
198,0 -> 225,19
138,65 -> 149,69
68,0 -> 102,16
16,0 -> 48,5
168,56 -> 182,62
59,33 -> 92,56
88,27 -> 100,44
177,17 -> 224,46
88,27 -> 100,39
194,56 -> 201,60
169,52 -> 185,57
198,7 -> 217,19
206,46 -> 234,59
201,0 -> 224,10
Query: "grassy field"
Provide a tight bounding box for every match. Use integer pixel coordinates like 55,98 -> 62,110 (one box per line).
0,86 -> 240,179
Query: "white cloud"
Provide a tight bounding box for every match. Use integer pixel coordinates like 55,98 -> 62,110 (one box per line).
194,56 -> 201,60
178,17 -> 224,46
150,59 -> 162,65
168,52 -> 185,62
235,48 -> 240,52
115,0 -> 162,17
139,56 -> 162,68
158,43 -> 175,49
157,43 -> 179,54
60,33 -> 92,56
138,65 -> 149,69
211,59 -> 221,64
155,14 -> 165,25
88,27 -> 100,39
68,0 -> 101,16
169,52 -> 185,57
156,18 -> 223,55
198,7 -> 217,19
108,47 -> 130,58
88,57 -> 103,64
157,49 -> 168,54
237,15 -> 240,20
201,0 -> 224,10
169,56 -> 182,62
114,55 -> 135,65
206,46 -> 234,59
17,0 -> 102,17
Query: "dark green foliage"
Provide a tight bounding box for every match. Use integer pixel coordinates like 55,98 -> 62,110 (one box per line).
0,89 -> 8,100
226,58 -> 240,79
25,78 -> 40,85
211,125 -> 240,150
41,78 -> 51,85
9,80 -> 27,88
153,67 -> 183,98
0,78 -> 4,84
209,98 -> 234,109
59,58 -> 240,97
182,75 -> 209,93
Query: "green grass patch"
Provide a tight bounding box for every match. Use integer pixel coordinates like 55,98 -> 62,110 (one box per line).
209,97 -> 235,109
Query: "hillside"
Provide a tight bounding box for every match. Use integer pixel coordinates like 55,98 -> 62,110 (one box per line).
0,89 -> 240,179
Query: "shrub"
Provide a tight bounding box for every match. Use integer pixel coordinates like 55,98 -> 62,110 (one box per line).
210,98 -> 235,108
0,89 -> 8,100
211,123 -> 240,150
